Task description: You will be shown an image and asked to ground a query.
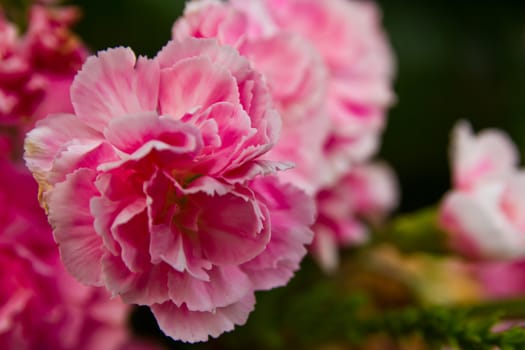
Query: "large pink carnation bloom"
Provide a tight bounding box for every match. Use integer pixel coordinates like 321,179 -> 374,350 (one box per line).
231,0 -> 395,180
311,162 -> 398,271
25,37 -> 315,343
173,0 -> 330,192
439,121 -> 525,259
0,159 -> 134,350
0,5 -> 87,132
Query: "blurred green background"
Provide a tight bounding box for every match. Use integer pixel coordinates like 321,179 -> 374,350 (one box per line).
63,0 -> 525,348
69,0 -> 525,214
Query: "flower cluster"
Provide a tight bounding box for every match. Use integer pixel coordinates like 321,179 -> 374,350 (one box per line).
0,5 -> 87,150
14,0 -> 399,343
15,0 -> 525,347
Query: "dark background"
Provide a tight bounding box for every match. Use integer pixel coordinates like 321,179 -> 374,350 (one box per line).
64,1 -> 525,348
69,0 -> 525,214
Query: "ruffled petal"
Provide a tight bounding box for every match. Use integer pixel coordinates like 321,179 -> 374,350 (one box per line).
242,177 -> 315,289
452,121 -> 519,190
151,293 -> 255,343
46,168 -> 104,285
71,47 -> 160,131
158,56 -> 239,119
195,188 -> 271,265
24,113 -> 102,189
101,254 -> 170,305
167,265 -> 251,311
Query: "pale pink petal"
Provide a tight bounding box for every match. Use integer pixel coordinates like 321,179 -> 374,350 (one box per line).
173,0 -> 249,48
240,32 -> 326,121
167,266 -> 251,311
452,121 -> 519,189
151,294 -> 255,343
46,168 -> 104,286
222,159 -> 292,184
501,173 -> 525,232
440,187 -> 525,259
24,113 -> 101,178
182,102 -> 257,174
48,141 -> 118,186
156,38 -> 251,82
159,56 -> 239,119
71,47 -> 160,131
104,113 -> 202,156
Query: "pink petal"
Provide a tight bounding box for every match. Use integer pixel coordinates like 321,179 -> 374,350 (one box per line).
158,56 -> 239,119
183,102 -> 257,174
104,113 -> 202,155
452,121 -> 519,190
47,141 -> 118,186
195,188 -> 271,265
111,203 -> 150,273
145,170 -> 212,280
71,47 -> 160,131
46,168 -> 104,286
156,38 -> 251,82
222,159 -> 292,184
151,293 -> 255,343
242,177 -> 315,289
440,188 -> 525,259
167,265 -> 251,311
101,254 -> 170,305
24,113 -> 101,180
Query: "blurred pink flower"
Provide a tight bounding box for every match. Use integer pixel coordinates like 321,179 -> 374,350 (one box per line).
0,5 -> 87,133
25,38 -> 315,342
0,159 -> 131,350
173,0 -> 330,193
238,0 -> 395,180
311,162 -> 398,271
439,121 -> 525,259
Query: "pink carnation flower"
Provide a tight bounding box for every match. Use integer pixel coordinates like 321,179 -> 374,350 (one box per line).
311,162 -> 398,271
231,0 -> 395,180
0,5 -> 87,132
25,38 -> 315,342
0,159 -> 132,350
173,0 -> 330,192
439,121 -> 525,259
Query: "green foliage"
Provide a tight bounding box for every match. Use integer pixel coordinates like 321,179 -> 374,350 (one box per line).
1,0 -> 32,30
286,285 -> 525,350
372,207 -> 449,255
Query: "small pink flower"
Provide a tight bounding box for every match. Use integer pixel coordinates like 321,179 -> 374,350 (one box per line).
25,38 -> 314,342
0,159 -> 131,350
311,162 -> 398,271
0,5 -> 87,132
173,0 -> 330,192
439,122 -> 525,259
